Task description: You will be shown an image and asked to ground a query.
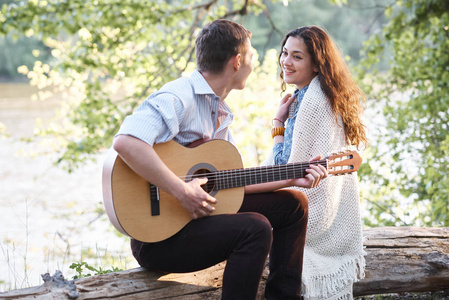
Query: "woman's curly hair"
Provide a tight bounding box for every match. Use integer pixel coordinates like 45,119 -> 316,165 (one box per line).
279,26 -> 368,149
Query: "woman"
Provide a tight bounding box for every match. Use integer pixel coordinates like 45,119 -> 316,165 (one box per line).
264,26 -> 368,300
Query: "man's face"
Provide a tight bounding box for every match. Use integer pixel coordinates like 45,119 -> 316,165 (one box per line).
232,39 -> 254,90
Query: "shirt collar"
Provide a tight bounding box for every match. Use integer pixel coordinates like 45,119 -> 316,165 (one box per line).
190,69 -> 218,97
294,85 -> 309,99
288,85 -> 309,118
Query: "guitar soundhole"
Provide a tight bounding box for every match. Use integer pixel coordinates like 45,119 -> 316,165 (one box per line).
186,163 -> 218,197
192,168 -> 216,194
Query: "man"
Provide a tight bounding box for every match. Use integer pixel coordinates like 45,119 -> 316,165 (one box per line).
113,19 -> 327,300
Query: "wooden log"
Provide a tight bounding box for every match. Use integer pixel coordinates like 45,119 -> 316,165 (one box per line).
0,264 -> 228,300
353,226 -> 449,296
0,270 -> 79,300
0,227 -> 448,299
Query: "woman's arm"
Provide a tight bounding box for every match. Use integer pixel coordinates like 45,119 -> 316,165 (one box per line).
272,93 -> 295,146
244,156 -> 327,194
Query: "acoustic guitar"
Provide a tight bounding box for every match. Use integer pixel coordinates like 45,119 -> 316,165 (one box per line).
102,139 -> 361,242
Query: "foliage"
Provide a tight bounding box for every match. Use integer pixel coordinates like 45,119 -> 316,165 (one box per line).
357,0 -> 449,226
246,0 -> 387,64
0,0 -> 46,80
227,49 -> 280,167
0,0 -> 386,81
0,0 -> 388,170
0,35 -> 51,79
69,261 -> 121,279
0,0 -> 280,171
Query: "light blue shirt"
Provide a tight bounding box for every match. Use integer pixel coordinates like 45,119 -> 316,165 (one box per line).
116,69 -> 235,146
273,85 -> 309,165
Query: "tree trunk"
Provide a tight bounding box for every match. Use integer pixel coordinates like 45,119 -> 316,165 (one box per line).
1,227 -> 448,299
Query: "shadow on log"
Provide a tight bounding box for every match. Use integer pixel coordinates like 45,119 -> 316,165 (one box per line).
1,227 -> 448,299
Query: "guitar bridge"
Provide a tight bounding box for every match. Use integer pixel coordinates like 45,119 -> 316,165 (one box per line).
149,183 -> 160,216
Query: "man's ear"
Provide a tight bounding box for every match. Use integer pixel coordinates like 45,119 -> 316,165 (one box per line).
232,53 -> 241,71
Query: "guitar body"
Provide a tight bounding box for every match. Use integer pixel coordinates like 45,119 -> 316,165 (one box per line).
103,139 -> 361,243
102,140 -> 245,243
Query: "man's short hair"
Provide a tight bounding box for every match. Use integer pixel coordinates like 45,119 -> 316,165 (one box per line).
195,19 -> 252,74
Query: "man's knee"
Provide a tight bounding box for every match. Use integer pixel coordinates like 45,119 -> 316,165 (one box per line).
240,212 -> 273,247
277,189 -> 308,219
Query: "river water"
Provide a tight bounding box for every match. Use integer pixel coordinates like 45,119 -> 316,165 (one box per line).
0,83 -> 137,292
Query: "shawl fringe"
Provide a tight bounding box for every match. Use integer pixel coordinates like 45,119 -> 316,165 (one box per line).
302,254 -> 366,300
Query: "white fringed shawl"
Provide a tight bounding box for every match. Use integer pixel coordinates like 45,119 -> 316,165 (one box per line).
264,76 -> 366,300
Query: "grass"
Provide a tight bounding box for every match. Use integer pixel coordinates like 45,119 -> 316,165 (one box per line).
0,198 -> 132,292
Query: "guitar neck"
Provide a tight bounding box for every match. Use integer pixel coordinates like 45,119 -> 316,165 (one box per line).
213,160 -> 328,190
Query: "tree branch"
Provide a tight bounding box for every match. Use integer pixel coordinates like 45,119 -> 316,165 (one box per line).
222,0 -> 250,18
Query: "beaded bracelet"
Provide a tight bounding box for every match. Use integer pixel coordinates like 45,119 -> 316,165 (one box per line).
271,127 -> 285,138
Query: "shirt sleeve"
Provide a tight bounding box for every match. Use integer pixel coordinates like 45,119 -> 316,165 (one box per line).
116,92 -> 186,146
273,142 -> 288,165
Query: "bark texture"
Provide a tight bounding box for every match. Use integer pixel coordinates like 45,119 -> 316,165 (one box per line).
1,227 -> 448,299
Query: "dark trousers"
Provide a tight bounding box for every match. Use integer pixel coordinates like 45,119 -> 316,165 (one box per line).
131,189 -> 308,300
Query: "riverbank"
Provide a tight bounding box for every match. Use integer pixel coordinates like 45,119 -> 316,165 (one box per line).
0,83 -> 137,292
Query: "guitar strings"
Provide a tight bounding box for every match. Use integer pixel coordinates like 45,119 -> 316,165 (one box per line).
177,160 -> 328,183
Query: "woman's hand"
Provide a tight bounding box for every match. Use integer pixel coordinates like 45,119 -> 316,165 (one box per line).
274,93 -> 296,124
288,155 -> 328,188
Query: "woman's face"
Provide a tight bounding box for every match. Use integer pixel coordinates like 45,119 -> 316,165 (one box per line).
280,36 -> 317,90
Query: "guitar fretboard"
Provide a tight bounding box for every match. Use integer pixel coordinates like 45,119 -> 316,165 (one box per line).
200,160 -> 328,190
